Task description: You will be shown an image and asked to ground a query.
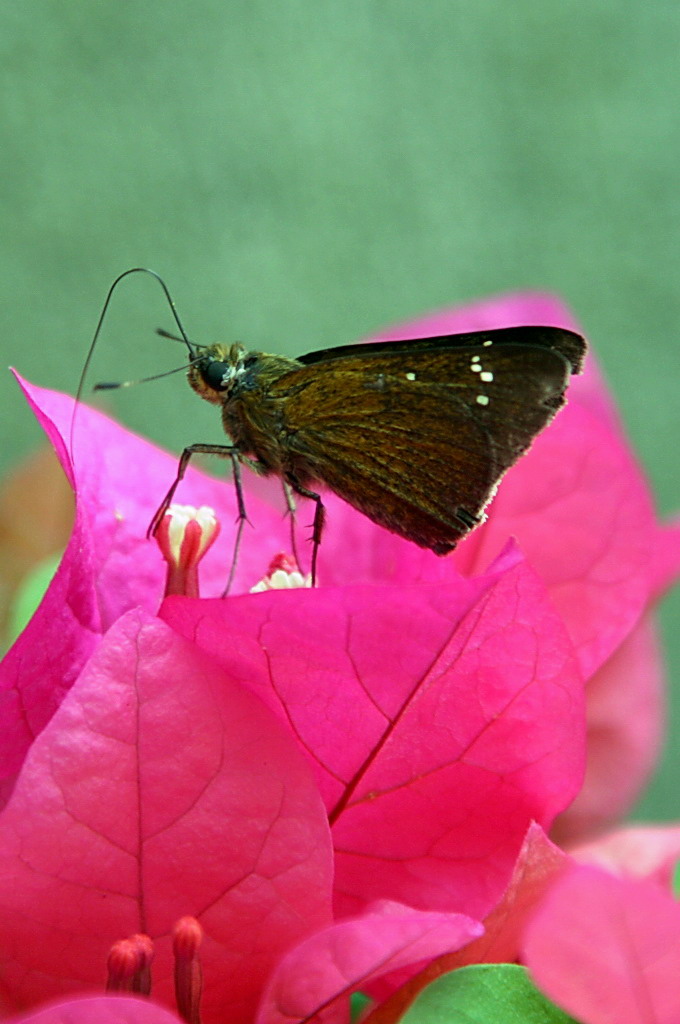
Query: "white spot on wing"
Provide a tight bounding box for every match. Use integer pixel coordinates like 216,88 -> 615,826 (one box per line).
480,371 -> 494,382
476,394 -> 490,406
405,371 -> 416,381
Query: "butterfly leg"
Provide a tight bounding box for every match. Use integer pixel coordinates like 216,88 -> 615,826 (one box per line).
223,453 -> 249,596
285,476 -> 325,586
281,480 -> 302,570
147,442 -> 242,538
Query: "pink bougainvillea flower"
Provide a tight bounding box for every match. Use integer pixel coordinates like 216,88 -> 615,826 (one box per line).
5,290 -> 676,834
0,394 -> 586,1022
0,598 -> 489,1024
0,546 -> 584,1020
523,863 -> 680,1024
1,291 -> 677,1021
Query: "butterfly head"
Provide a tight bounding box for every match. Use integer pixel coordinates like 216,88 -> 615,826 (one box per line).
188,343 -> 253,405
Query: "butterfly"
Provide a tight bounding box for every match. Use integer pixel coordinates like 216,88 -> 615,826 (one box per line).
83,270 -> 585,587
149,322 -> 586,585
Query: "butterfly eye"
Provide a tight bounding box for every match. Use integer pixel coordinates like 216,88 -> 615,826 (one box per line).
202,360 -> 231,391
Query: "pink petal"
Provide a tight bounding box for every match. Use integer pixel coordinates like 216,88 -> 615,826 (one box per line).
652,518 -> 680,598
367,292 -> 583,342
255,901 -> 482,1024
162,546 -> 585,919
0,547 -> 99,806
0,376 -> 298,801
460,396 -> 657,678
0,610 -> 332,1024
0,384 -> 102,807
331,553 -> 583,919
551,611 -> 665,845
572,824 -> 680,888
286,490 -> 460,588
523,864 -> 680,1024
6,995 -> 181,1024
163,562 -> 501,810
16,375 -> 292,617
435,822 -> 568,967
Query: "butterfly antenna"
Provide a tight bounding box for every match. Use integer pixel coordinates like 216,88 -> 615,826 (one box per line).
69,268 -> 196,459
94,357 -> 203,391
155,326 -> 207,348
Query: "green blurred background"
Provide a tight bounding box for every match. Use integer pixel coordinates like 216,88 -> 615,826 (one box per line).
1,3 -> 678,818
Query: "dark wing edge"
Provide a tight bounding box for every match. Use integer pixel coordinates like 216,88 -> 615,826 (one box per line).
297,325 -> 587,376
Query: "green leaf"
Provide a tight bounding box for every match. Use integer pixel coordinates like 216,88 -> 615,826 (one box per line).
672,859 -> 680,899
400,964 -> 580,1024
351,991 -> 372,1021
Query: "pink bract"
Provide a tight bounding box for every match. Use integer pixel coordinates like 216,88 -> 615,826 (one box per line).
0,610 -> 333,1023
1,291 -> 678,1023
5,995 -> 183,1024
256,900 -> 482,1024
572,821 -> 680,887
524,863 -> 680,1024
161,544 -> 583,919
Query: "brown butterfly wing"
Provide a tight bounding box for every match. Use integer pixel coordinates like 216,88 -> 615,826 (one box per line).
269,342 -> 573,552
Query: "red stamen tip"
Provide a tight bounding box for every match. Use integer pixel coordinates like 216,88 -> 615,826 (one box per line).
173,917 -> 204,1024
107,934 -> 154,993
173,916 -> 204,960
130,933 -> 154,995
268,552 -> 299,574
107,939 -> 137,991
250,551 -> 312,592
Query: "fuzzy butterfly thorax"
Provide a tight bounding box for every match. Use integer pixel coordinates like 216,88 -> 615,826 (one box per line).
188,343 -> 309,477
